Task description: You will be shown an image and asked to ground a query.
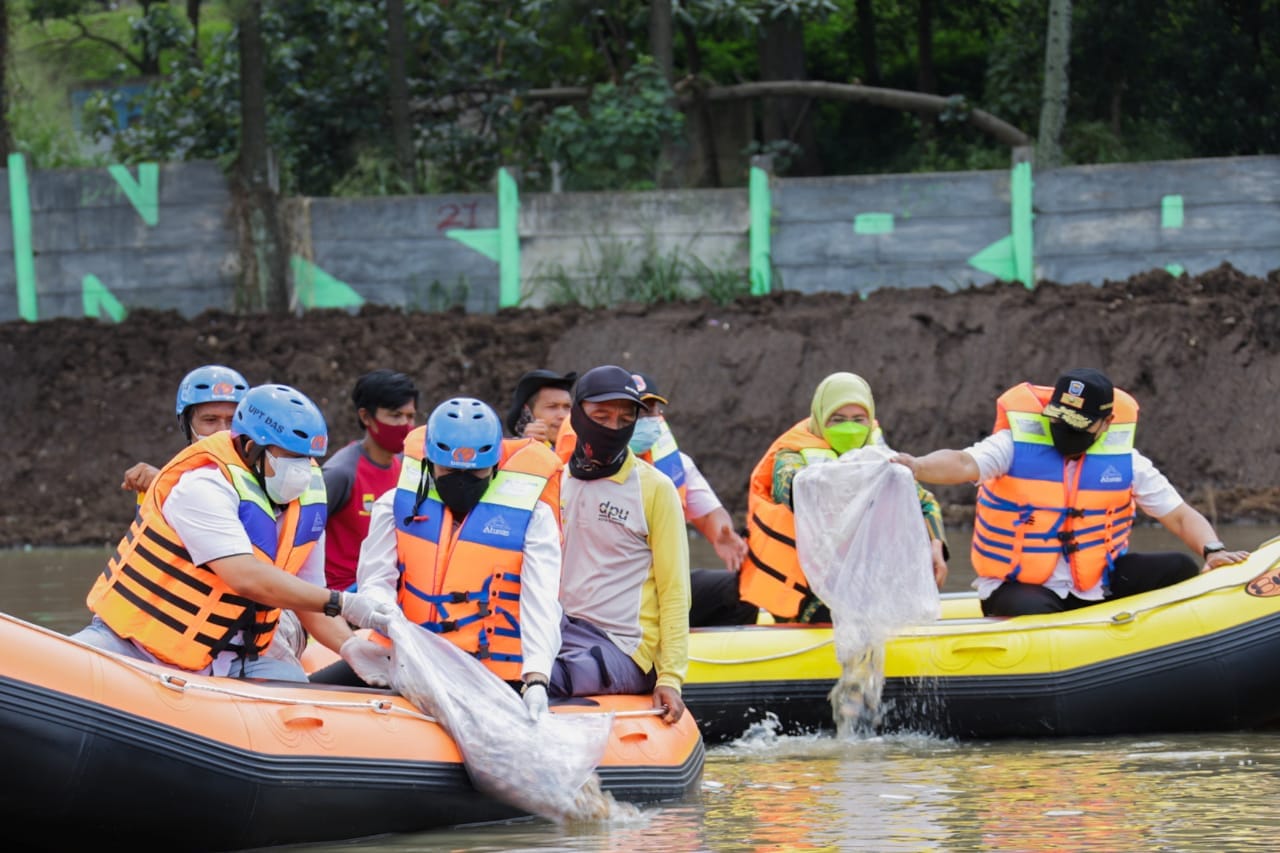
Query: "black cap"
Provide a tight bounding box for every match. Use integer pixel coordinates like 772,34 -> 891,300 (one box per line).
505,369 -> 577,435
1042,368 -> 1114,430
573,365 -> 649,409
630,372 -> 668,405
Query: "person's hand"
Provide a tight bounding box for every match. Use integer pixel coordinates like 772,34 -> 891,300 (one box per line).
1202,549 -> 1250,573
340,592 -> 398,633
713,524 -> 748,573
889,453 -> 917,477
522,682 -> 549,722
654,685 -> 685,725
122,462 -> 159,492
522,420 -> 551,443
930,538 -> 948,589
339,636 -> 392,688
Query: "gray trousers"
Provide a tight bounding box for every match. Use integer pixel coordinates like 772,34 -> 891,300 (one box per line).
549,614 -> 656,697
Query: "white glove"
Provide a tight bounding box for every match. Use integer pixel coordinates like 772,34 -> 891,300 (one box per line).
340,592 -> 397,633
522,683 -> 549,722
339,636 -> 392,688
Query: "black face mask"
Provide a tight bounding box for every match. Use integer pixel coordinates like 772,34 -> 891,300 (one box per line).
434,471 -> 490,518
569,404 -> 635,480
1049,421 -> 1097,458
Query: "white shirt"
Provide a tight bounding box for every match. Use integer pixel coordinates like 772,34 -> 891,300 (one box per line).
679,451 -> 723,521
160,465 -> 325,676
964,430 -> 1184,600
357,490 -> 563,678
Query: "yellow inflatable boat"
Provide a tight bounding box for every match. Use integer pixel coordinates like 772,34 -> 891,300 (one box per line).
686,536 -> 1280,742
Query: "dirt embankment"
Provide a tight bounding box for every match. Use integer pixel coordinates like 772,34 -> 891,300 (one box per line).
4,263 -> 1280,548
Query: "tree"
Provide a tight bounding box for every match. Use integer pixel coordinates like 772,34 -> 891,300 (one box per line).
235,0 -> 289,313
387,0 -> 414,189
1038,0 -> 1071,167
27,0 -> 187,77
0,1 -> 11,162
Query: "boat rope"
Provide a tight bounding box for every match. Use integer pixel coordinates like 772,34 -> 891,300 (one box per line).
689,637 -> 835,665
152,672 -> 439,723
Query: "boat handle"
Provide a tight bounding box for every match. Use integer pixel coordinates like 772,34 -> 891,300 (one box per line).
279,706 -> 325,729
947,642 -> 1011,654
614,720 -> 649,743
1110,611 -> 1135,624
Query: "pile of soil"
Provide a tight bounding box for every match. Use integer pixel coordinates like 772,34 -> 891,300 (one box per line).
5,262 -> 1280,548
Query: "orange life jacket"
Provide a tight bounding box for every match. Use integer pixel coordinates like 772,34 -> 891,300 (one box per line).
738,421 -> 836,620
393,428 -> 562,680
971,383 -> 1138,590
87,431 -> 326,670
555,418 -> 689,508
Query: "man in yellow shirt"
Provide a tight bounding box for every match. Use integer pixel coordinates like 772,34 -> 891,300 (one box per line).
553,365 -> 690,724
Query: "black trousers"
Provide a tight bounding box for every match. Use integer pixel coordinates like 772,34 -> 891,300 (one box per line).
689,568 -> 760,627
980,550 -> 1200,617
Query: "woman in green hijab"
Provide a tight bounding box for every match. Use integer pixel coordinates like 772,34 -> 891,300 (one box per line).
736,372 -> 949,623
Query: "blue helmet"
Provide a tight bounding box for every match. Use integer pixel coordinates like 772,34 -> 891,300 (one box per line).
425,397 -> 502,469
232,384 -> 329,458
175,365 -> 249,416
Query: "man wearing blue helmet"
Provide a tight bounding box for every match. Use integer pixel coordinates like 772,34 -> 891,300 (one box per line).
315,397 -> 564,721
73,384 -> 396,683
121,364 -> 250,494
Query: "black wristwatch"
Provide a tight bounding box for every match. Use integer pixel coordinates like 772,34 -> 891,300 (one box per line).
323,590 -> 343,618
1202,541 -> 1226,559
521,676 -> 549,696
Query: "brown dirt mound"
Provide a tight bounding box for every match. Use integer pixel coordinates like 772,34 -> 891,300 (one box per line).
4,262 -> 1279,547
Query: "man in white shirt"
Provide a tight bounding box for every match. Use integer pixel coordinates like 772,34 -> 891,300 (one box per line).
73,384 -> 396,681
338,397 -> 563,721
892,368 -> 1248,616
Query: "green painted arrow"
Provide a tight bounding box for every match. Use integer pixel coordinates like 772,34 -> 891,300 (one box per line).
82,274 -> 127,322
8,153 -> 37,321
749,165 -> 771,296
967,234 -> 1017,280
291,256 -> 365,309
446,228 -> 500,262
108,163 -> 159,226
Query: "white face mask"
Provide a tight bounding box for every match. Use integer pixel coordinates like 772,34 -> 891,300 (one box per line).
264,451 -> 312,504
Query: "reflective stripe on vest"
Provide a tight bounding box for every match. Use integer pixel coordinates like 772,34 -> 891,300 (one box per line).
87,432 -> 324,670
971,383 -> 1137,589
393,430 -> 560,680
640,419 -> 688,509
739,421 -> 836,620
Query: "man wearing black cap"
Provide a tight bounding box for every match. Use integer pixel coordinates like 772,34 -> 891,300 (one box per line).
892,368 -> 1248,616
505,369 -> 577,446
628,372 -> 748,573
553,365 -> 690,724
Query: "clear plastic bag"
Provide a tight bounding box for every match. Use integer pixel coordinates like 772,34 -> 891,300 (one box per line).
385,617 -> 613,822
793,446 -> 940,731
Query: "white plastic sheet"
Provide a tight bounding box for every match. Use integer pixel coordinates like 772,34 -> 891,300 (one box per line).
793,446 -> 940,731
385,617 -> 614,822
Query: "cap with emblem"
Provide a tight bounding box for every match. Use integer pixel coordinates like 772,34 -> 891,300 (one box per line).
1042,368 -> 1114,430
573,365 -> 649,409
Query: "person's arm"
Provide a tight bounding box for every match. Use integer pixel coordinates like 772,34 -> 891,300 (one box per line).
518,501 -> 563,682
645,470 -> 690,724
891,449 -> 980,485
916,484 -> 949,589
690,507 -> 747,573
355,492 -> 402,607
1154,503 -> 1250,570
321,448 -> 355,518
772,449 -> 807,508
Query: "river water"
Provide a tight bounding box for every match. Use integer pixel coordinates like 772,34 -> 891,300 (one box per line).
5,524 -> 1280,851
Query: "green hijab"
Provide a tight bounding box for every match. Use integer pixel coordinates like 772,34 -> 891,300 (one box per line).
808,372 -> 876,437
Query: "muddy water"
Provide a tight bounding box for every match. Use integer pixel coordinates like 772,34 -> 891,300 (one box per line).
4,525 -> 1279,851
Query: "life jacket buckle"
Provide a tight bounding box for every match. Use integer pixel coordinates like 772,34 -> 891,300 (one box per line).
439,620 -> 457,632
448,591 -> 471,604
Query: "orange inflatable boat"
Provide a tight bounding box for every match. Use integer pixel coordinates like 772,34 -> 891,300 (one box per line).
0,614 -> 704,850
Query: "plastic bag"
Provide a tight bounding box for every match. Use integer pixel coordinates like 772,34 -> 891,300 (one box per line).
385,617 -> 614,822
793,446 -> 940,731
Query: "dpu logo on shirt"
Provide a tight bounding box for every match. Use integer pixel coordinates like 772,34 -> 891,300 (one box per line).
597,501 -> 630,524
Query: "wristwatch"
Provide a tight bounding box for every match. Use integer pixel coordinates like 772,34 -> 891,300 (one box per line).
521,676 -> 549,696
323,590 -> 343,618
1202,541 -> 1226,559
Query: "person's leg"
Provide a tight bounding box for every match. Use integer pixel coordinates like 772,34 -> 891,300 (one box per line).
306,658 -> 368,686
69,615 -> 152,661
549,616 -> 656,697
1107,551 -> 1199,599
689,568 -> 759,627
239,655 -> 309,682
981,582 -> 1073,616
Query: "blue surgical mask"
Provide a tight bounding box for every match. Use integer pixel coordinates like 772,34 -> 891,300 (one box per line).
629,418 -> 664,453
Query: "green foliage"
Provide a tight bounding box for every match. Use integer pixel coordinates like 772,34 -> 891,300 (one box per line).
539,58 -> 684,191
407,275 -> 471,313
